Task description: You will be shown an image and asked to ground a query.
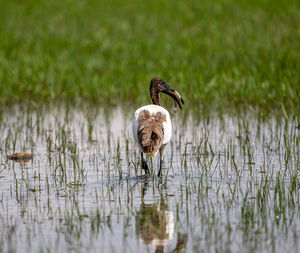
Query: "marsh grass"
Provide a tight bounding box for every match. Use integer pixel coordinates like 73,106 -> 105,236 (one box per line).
0,106 -> 299,252
0,0 -> 299,114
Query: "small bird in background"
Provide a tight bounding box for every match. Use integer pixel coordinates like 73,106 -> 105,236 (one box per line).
7,152 -> 33,163
132,78 -> 184,177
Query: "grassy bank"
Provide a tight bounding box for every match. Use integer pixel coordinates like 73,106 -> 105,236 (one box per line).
0,0 -> 299,114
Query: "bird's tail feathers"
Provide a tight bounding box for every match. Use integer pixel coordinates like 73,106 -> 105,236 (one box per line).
138,110 -> 166,157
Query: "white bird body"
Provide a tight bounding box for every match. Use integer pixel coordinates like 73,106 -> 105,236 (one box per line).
133,104 -> 172,157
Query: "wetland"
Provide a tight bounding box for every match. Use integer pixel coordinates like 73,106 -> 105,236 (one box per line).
0,106 -> 299,252
1,1 -> 300,251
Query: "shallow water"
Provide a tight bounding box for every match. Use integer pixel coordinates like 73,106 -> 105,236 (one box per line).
0,107 -> 299,252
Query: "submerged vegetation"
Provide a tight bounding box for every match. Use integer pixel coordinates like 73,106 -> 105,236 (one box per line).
0,0 -> 299,114
0,107 -> 299,252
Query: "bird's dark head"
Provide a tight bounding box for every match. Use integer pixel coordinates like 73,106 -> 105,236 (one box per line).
150,78 -> 184,109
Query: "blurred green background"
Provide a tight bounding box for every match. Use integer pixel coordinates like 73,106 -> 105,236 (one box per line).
0,0 -> 299,114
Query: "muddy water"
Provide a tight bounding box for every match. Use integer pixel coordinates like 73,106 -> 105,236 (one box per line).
0,107 -> 299,252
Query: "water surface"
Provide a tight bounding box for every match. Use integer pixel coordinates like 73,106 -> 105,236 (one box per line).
0,107 -> 299,252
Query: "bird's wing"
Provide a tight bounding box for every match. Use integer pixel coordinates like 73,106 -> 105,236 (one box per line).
137,110 -> 166,157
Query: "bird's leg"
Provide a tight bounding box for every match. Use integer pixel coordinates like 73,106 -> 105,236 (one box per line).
157,158 -> 163,178
157,145 -> 166,178
141,152 -> 150,175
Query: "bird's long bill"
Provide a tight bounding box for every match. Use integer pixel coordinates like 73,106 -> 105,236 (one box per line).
162,84 -> 184,109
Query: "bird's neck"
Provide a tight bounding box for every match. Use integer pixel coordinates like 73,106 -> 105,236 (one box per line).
150,86 -> 160,105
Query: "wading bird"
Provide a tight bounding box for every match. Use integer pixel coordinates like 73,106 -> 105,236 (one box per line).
132,78 -> 184,177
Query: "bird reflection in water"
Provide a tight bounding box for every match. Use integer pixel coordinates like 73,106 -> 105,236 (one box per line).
136,202 -> 174,252
136,182 -> 186,252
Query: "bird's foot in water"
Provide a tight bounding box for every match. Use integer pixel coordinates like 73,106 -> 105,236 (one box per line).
157,170 -> 162,178
142,160 -> 150,175
157,160 -> 164,178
